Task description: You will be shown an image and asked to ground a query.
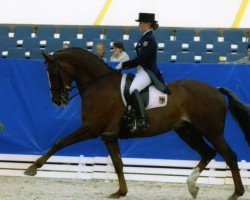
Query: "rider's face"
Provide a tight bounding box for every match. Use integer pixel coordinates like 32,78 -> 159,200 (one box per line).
139,22 -> 151,33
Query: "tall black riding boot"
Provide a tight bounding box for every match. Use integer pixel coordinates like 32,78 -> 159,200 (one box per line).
127,89 -> 148,131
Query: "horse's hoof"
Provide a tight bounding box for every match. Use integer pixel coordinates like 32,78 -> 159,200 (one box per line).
108,194 -> 120,199
227,194 -> 239,200
188,185 -> 199,199
24,165 -> 37,176
108,190 -> 127,199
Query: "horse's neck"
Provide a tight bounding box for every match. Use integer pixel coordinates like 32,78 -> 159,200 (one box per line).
59,51 -> 121,98
82,54 -> 111,74
78,71 -> 122,102
69,54 -> 112,83
69,54 -> 121,95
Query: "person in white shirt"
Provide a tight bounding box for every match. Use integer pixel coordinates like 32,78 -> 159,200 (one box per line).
110,41 -> 129,62
232,44 -> 250,64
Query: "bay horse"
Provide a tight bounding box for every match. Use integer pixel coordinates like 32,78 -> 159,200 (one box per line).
24,48 -> 250,200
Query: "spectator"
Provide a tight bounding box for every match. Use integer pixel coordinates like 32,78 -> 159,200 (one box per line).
232,44 -> 250,64
62,42 -> 70,49
110,41 -> 129,62
95,43 -> 107,62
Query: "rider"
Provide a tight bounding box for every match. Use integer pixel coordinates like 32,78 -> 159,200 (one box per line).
116,13 -> 169,131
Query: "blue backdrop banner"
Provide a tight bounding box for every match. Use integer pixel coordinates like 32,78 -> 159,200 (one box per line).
0,59 -> 249,161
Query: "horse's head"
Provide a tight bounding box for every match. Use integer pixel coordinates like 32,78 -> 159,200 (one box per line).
42,51 -> 74,106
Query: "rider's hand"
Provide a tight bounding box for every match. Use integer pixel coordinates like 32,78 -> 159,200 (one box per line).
116,62 -> 123,70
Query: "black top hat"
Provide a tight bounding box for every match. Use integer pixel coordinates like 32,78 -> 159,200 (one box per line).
135,13 -> 157,23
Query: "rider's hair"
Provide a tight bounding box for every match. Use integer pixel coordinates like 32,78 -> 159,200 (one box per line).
151,22 -> 159,30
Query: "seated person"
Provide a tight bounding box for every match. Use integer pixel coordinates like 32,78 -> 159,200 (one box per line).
95,43 -> 107,62
62,42 -> 70,49
110,41 -> 130,62
232,44 -> 250,64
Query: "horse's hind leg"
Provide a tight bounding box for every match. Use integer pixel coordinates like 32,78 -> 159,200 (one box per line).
24,126 -> 96,176
176,124 -> 217,199
207,134 -> 244,200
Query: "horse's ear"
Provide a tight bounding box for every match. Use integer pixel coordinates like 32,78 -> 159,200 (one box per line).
41,51 -> 54,63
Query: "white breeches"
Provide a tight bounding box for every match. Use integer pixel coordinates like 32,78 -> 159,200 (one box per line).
129,68 -> 152,94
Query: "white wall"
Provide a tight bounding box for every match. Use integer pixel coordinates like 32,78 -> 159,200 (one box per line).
0,0 -> 249,28
0,0 -> 105,25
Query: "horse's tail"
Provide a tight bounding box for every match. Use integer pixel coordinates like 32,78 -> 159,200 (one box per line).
218,87 -> 250,146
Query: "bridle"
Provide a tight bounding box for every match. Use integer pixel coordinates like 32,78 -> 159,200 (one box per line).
46,61 -> 74,105
46,60 -> 117,105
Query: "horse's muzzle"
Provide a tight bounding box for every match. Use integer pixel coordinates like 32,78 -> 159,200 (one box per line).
60,93 -> 69,106
52,92 -> 69,106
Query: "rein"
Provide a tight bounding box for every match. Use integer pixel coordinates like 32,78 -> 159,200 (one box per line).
47,60 -> 117,103
70,70 -> 116,100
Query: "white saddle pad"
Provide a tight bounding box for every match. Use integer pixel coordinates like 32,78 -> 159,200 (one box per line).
120,74 -> 168,110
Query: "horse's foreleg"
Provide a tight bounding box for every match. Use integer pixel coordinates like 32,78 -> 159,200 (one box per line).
176,127 -> 216,199
24,127 -> 96,176
101,133 -> 128,199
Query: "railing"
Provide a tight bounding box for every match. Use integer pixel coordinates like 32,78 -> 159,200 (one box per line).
0,154 -> 249,185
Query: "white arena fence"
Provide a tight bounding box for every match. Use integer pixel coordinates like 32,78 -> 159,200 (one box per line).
0,154 -> 249,185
